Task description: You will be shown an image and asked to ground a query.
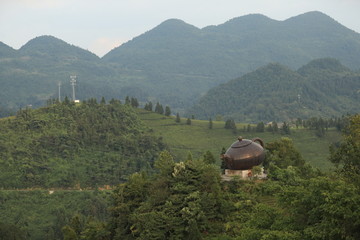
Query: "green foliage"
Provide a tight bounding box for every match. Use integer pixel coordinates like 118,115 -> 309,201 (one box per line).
202,150 -> 216,165
0,100 -> 164,188
138,109 -> 341,171
208,118 -> 213,129
175,113 -> 181,123
330,114 -> 360,184
0,222 -> 25,240
278,176 -> 360,240
110,152 -> 227,239
154,150 -> 175,176
188,59 -> 360,122
186,118 -> 192,125
165,106 -> 171,116
0,190 -> 111,240
144,101 -> 153,111
265,137 -> 305,170
130,97 -> 139,108
224,119 -> 236,130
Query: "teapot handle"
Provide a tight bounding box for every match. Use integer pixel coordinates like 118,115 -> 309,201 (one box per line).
252,138 -> 264,147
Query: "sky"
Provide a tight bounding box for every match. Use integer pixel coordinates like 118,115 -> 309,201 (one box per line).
1,0 -> 360,57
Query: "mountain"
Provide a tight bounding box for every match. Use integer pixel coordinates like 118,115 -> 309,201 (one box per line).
0,41 -> 17,57
0,35 -> 123,109
20,35 -> 99,61
102,11 -> 360,110
187,58 -> 360,122
1,12 -> 360,115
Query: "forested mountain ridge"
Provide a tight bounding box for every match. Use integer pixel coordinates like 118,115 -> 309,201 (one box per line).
1,11 -> 360,115
187,58 -> 360,122
0,41 -> 17,57
102,11 -> 360,109
19,35 -> 100,61
0,35 -> 126,110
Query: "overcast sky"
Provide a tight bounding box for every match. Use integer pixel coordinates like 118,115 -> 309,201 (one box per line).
1,0 -> 360,57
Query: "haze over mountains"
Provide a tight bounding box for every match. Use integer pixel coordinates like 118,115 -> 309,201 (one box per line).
1,11 -> 360,121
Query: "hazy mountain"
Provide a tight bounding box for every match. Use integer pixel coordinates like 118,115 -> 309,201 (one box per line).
19,35 -> 99,61
0,35 -> 123,109
102,11 -> 360,110
0,41 -> 17,57
187,58 -> 360,122
1,11 -> 360,117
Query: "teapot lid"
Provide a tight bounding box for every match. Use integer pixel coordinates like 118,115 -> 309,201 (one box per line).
230,136 -> 252,148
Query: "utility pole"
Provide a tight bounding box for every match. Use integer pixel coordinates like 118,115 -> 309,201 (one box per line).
58,81 -> 61,102
70,75 -> 77,101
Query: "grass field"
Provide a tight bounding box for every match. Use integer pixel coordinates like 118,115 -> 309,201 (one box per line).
137,109 -> 343,171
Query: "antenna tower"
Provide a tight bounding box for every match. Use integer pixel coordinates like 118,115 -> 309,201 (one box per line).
70,75 -> 77,101
58,81 -> 61,102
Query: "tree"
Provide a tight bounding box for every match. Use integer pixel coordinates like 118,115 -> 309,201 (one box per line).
203,150 -> 216,164
272,121 -> 279,133
130,97 -> 139,108
186,151 -> 193,161
125,96 -> 130,105
208,118 -> 213,129
165,106 -> 171,116
279,176 -> 360,240
154,150 -> 175,176
256,122 -> 265,132
144,101 -> 153,111
176,113 -> 181,123
330,114 -> 360,184
186,118 -> 191,125
100,97 -> 106,105
265,137 -> 305,170
281,122 -> 291,135
155,102 -> 164,114
225,119 -> 237,134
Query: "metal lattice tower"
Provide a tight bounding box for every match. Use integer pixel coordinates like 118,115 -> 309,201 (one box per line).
70,75 -> 77,101
58,81 -> 61,102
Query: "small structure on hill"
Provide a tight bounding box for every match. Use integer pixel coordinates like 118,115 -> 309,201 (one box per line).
221,136 -> 266,180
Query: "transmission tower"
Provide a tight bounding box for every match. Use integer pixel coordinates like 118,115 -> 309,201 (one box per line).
58,81 -> 61,102
70,75 -> 77,101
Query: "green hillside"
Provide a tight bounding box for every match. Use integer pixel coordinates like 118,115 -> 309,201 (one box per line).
137,109 -> 342,171
0,104 -> 350,239
0,100 -> 164,189
187,58 -> 360,122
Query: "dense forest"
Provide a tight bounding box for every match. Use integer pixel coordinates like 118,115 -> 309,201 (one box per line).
187,58 -> 360,122
0,99 -> 164,189
0,99 -> 358,239
50,114 -> 360,239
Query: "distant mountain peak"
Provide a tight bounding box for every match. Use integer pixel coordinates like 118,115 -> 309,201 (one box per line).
151,18 -> 200,33
20,35 -> 68,50
0,41 -> 16,57
204,13 -> 278,33
284,10 -> 339,26
19,35 -> 99,60
298,58 -> 350,75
